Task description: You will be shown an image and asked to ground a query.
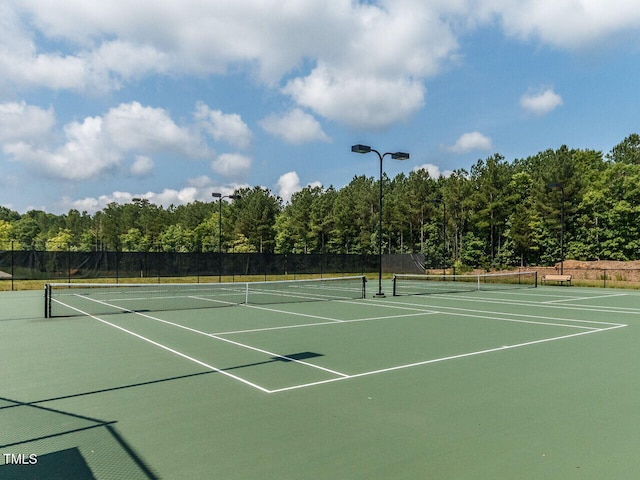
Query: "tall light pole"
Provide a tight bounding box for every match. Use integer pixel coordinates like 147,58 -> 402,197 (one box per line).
351,144 -> 410,297
547,183 -> 565,275
212,192 -> 241,281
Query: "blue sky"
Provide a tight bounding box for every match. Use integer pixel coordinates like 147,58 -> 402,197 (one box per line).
1,0 -> 640,214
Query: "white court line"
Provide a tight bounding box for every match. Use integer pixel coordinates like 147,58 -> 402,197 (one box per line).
206,333 -> 349,378
413,292 -> 640,316
50,298 -> 271,393
239,303 -> 345,323
338,298 -> 441,314
54,290 -> 630,394
268,324 -> 627,394
543,293 -> 629,304
213,311 -> 435,335
63,295 -> 349,379
368,298 -> 626,329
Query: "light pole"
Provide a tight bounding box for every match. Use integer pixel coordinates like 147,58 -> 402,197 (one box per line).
212,192 -> 241,281
547,183 -> 565,275
351,144 -> 410,297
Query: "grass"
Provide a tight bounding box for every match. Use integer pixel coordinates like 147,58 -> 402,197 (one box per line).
5,270 -> 640,292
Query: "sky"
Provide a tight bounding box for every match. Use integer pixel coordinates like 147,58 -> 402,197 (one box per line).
1,0 -> 640,214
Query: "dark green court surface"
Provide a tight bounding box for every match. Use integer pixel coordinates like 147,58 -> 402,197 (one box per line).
1,283 -> 639,479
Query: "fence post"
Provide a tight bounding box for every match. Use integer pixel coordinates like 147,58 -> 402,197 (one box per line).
67,245 -> 71,284
11,240 -> 14,291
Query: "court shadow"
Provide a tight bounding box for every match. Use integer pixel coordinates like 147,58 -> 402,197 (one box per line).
0,447 -> 95,480
1,351 -> 324,478
0,397 -> 158,480
273,351 -> 324,362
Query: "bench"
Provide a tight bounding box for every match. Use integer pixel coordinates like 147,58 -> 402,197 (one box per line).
542,274 -> 572,286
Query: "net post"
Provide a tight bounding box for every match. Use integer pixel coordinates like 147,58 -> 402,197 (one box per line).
44,284 -> 50,318
392,275 -> 397,296
362,276 -> 367,298
245,282 -> 249,304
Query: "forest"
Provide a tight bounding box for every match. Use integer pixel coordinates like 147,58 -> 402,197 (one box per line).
1,134 -> 639,271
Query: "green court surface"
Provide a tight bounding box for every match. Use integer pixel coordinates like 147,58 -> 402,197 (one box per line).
1,282 -> 640,479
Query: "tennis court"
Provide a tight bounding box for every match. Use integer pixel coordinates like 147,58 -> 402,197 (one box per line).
2,274 -> 640,479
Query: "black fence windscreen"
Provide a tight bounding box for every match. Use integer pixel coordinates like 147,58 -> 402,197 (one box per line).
0,248 -> 427,288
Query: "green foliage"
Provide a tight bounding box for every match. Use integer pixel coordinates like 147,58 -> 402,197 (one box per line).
0,220 -> 12,243
229,187 -> 281,253
458,232 -> 487,269
4,133 -> 640,268
0,206 -> 20,222
608,133 -> 640,164
231,233 -> 258,253
11,215 -> 44,249
120,228 -> 150,252
45,229 -> 73,251
158,224 -> 194,253
275,185 -> 327,253
192,213 -> 219,252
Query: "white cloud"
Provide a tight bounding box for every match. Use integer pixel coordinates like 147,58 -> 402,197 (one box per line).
4,0 -> 640,128
186,176 -> 249,194
2,101 -> 212,181
446,131 -> 493,153
278,1 -> 461,129
62,191 -> 134,214
195,103 -> 252,150
130,155 -> 154,176
211,153 -> 252,178
0,102 -> 55,145
520,88 -> 563,115
59,179 -> 251,214
88,40 -> 169,82
277,171 -> 302,203
283,66 -> 426,130
8,43 -> 168,94
260,109 -> 329,144
103,102 -> 207,156
413,163 -> 453,178
478,0 -> 640,49
276,171 -> 322,203
7,1 -> 358,83
5,115 -> 121,180
3,1 -> 463,130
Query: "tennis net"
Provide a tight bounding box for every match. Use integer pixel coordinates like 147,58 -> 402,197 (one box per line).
392,271 -> 537,296
45,276 -> 366,318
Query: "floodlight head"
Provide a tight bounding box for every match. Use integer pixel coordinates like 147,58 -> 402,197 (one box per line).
351,144 -> 372,154
228,195 -> 241,200
211,192 -> 222,198
392,152 -> 410,160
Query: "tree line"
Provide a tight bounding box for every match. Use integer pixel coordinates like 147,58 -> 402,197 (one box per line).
1,134 -> 639,270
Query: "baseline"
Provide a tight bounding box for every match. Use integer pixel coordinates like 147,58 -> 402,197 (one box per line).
370,298 -> 626,330
404,292 -> 640,317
